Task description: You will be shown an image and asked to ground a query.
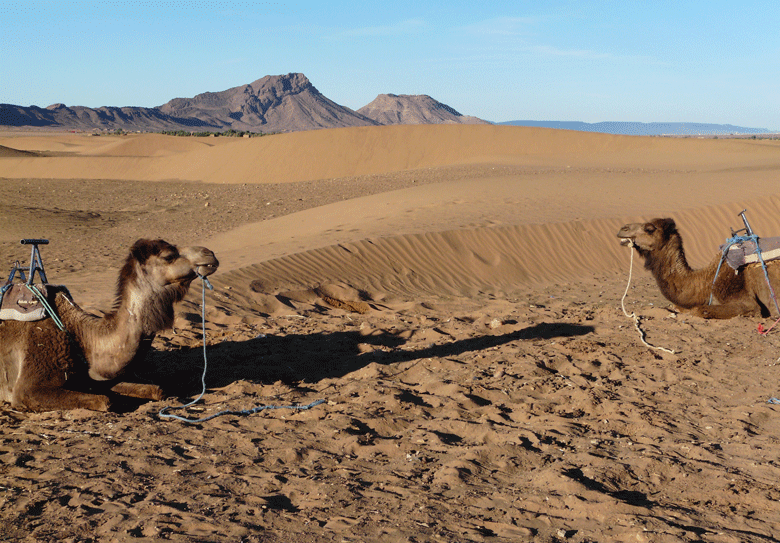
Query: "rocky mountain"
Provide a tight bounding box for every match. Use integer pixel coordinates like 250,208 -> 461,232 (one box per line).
156,73 -> 376,132
358,94 -> 487,125
0,103 -> 206,132
0,74 -> 485,133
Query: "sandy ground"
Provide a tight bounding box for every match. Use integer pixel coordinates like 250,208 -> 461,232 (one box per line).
2,126 -> 780,542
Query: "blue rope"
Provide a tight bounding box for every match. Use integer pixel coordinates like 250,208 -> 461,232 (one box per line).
0,283 -> 11,309
158,276 -> 325,424
0,283 -> 66,332
710,234 -> 748,305
160,398 -> 327,424
26,284 -> 66,331
710,233 -> 780,315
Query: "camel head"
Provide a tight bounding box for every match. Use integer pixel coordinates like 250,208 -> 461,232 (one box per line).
121,238 -> 218,282
617,218 -> 678,255
116,239 -> 219,317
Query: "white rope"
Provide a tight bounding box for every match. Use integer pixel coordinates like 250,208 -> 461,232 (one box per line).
621,242 -> 676,354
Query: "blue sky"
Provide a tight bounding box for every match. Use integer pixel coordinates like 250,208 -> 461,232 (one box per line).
2,1 -> 779,129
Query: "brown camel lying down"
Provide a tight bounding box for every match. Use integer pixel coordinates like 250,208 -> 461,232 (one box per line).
0,239 -> 218,412
617,218 -> 780,319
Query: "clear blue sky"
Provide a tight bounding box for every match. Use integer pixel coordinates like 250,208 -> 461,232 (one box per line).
2,1 -> 778,129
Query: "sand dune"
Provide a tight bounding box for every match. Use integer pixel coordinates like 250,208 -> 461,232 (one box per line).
211,193 -> 780,321
0,144 -> 40,157
205,168 -> 780,276
78,133 -> 224,157
2,124 -> 779,184
3,124 -> 780,331
2,125 -> 780,541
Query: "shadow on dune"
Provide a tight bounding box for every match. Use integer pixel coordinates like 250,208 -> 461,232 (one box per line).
145,321 -> 594,399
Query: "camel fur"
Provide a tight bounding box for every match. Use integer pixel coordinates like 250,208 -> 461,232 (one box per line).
617,218 -> 780,319
0,239 -> 218,412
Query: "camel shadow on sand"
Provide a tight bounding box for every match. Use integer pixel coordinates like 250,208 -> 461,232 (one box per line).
141,321 -> 594,402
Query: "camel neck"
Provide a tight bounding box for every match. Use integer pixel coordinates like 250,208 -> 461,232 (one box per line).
647,236 -> 715,308
54,289 -> 152,381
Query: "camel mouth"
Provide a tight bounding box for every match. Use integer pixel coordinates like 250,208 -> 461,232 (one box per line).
195,263 -> 219,277
619,237 -> 634,246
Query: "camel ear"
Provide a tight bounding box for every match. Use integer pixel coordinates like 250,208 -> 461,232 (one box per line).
660,218 -> 677,234
129,239 -> 162,265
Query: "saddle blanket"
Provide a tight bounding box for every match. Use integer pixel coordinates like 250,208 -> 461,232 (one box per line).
722,236 -> 780,270
0,284 -> 53,321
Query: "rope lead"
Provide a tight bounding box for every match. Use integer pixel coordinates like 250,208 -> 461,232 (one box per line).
158,275 -> 325,423
621,242 -> 676,354
26,284 -> 66,331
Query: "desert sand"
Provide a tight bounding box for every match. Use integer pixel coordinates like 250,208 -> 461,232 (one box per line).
1,125 -> 780,542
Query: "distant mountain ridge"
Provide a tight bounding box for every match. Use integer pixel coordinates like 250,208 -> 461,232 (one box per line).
0,103 -> 205,131
2,74 -> 774,135
0,73 -> 483,133
499,120 -> 777,136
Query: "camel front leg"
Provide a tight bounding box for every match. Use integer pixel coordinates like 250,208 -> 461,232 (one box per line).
110,382 -> 164,401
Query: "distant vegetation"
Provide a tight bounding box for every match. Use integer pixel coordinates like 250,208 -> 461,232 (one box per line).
159,129 -> 270,138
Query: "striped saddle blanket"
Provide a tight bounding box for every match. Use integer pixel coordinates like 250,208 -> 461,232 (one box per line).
722,237 -> 780,270
0,284 -> 51,321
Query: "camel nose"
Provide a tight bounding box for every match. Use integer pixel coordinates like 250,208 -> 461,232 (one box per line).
183,247 -> 219,276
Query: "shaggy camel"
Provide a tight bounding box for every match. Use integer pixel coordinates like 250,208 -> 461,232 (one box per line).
0,239 -> 218,412
617,218 -> 780,319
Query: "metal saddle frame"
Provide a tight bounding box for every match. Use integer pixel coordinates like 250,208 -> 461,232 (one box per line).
0,239 -> 55,322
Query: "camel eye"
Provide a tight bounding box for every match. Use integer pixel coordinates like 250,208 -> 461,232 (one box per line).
162,252 -> 178,263
644,224 -> 656,234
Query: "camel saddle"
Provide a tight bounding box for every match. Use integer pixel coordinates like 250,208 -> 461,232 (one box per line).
722,236 -> 780,270
0,283 -> 58,322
